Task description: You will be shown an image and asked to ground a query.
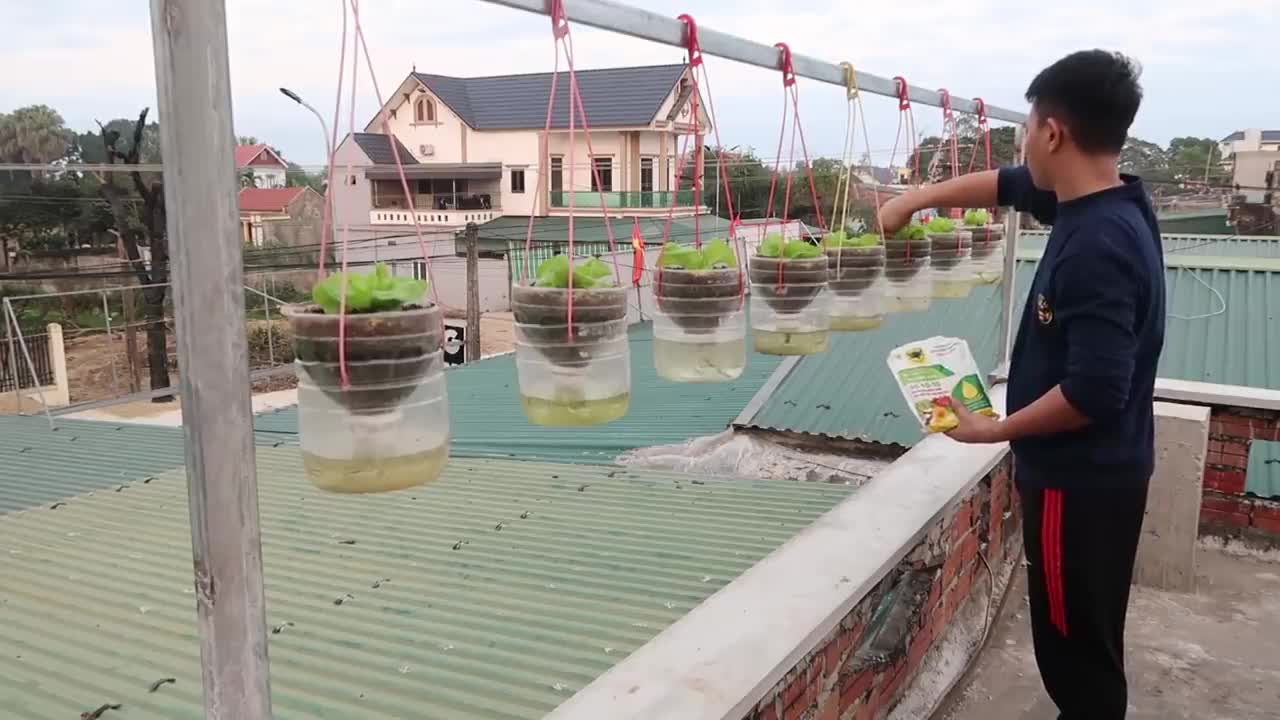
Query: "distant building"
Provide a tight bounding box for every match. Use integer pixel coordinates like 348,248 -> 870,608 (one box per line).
235,144 -> 289,188
329,63 -> 710,239
1218,129 -> 1280,162
238,187 -> 323,248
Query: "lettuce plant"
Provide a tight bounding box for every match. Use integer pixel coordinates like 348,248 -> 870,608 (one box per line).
312,263 -> 428,315
658,238 -> 737,270
534,255 -> 616,289
758,232 -> 822,259
963,208 -> 990,226
926,217 -> 956,233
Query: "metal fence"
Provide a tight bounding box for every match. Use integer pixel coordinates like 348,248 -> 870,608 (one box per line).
0,332 -> 52,392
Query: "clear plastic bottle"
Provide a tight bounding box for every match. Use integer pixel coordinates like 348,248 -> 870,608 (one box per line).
748,255 -> 832,355
286,304 -> 450,493
883,236 -> 932,313
826,245 -> 886,331
929,229 -> 975,299
969,224 -> 1006,284
652,267 -> 746,383
511,284 -> 631,426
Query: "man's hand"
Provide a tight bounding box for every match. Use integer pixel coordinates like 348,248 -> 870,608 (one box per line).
943,400 -> 1007,444
877,194 -> 919,235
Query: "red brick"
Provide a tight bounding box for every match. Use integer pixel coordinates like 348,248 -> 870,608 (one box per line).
907,628 -> 933,672
950,503 -> 974,539
1253,515 -> 1280,534
823,640 -> 843,679
1204,468 -> 1246,494
1251,502 -> 1280,523
758,703 -> 780,720
783,701 -> 807,720
782,676 -> 806,710
840,670 -> 875,708
1221,439 -> 1250,458
1200,507 -> 1251,528
1202,494 -> 1249,514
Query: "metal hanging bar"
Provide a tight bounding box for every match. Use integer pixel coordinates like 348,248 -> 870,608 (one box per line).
148,0 -> 273,716
479,0 -> 1027,123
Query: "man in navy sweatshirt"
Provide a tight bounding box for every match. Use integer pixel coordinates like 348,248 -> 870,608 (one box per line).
879,50 -> 1164,719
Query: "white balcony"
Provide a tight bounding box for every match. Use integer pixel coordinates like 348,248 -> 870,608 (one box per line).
369,207 -> 501,227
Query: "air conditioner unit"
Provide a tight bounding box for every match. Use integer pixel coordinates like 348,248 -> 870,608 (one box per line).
419,144 -> 435,157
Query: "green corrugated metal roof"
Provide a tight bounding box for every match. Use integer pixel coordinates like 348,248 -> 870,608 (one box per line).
744,254 -> 1280,448
255,322 -> 784,463
478,214 -> 734,249
0,447 -> 854,719
1019,230 -> 1280,259
0,415 -> 296,514
1246,440 -> 1280,499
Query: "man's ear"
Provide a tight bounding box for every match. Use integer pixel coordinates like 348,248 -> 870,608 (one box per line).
1045,117 -> 1065,154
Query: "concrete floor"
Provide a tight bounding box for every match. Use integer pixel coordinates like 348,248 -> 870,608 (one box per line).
941,547 -> 1280,720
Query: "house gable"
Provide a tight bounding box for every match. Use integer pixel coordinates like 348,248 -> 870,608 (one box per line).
365,65 -> 688,133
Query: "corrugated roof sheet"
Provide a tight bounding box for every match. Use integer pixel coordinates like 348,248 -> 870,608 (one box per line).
1018,230 -> 1280,259
413,65 -> 686,130
350,132 -> 419,166
255,323 -> 784,463
0,415 -> 296,514
0,448 -> 855,719
744,253 -> 1280,448
1246,440 -> 1280,499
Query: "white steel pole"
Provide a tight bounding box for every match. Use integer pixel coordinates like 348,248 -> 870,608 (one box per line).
148,1 -> 273,717
993,126 -> 1026,383
479,0 -> 1027,123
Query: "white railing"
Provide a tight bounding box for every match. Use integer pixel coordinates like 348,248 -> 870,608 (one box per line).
369,208 -> 501,227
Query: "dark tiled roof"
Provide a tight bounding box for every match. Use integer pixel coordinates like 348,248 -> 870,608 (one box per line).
350,132 -> 419,165
411,64 -> 687,130
1221,130 -> 1280,143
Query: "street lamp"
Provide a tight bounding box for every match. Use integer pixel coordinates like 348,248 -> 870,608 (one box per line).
279,87 -> 332,164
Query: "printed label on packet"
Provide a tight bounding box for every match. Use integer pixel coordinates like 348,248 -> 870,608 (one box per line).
886,336 -> 995,433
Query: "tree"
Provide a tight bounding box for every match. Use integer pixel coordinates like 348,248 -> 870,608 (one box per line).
98,108 -> 173,400
285,162 -> 326,193
0,105 -> 72,165
239,167 -> 259,188
72,118 -> 160,165
237,135 -> 261,146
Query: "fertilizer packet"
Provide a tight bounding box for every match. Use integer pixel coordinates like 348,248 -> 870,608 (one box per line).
886,336 -> 996,433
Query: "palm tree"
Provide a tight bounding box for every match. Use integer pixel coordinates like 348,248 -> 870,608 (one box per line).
0,105 -> 71,164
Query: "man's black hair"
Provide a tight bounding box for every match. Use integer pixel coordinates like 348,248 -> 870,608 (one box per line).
1025,50 -> 1142,155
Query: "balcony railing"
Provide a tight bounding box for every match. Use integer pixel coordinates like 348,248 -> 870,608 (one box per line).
369,207 -> 501,227
549,190 -> 696,209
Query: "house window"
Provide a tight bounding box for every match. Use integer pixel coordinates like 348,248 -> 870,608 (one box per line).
414,96 -> 436,123
640,157 -> 655,193
511,168 -> 526,194
591,156 -> 613,192
550,156 -> 563,192
413,261 -> 428,281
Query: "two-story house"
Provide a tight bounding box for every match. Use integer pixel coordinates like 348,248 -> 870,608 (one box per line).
331,63 -> 711,250
235,144 -> 290,188
1219,129 -> 1280,163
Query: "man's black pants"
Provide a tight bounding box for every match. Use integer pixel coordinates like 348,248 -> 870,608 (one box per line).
1019,479 -> 1150,720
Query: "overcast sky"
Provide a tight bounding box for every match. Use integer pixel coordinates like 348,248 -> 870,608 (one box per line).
3,0 -> 1277,168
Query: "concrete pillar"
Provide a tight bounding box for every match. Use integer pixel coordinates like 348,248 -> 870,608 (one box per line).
46,322 -> 70,407
1135,402 -> 1210,592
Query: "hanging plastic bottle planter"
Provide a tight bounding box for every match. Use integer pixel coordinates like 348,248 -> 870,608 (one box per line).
824,63 -> 885,332
288,0 -> 451,494
964,209 -> 1006,284
927,217 -> 975,299
648,14 -> 748,383
884,221 -> 932,313
750,234 -> 832,355
512,257 -> 630,426
286,265 -> 450,493
824,231 -> 886,331
511,1 -> 631,425
653,239 -> 747,382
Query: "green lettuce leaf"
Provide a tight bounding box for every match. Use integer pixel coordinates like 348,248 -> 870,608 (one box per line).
927,217 -> 956,233
311,263 -> 427,314
758,233 -> 784,258
783,239 -> 822,259
659,242 -> 705,270
963,208 -> 990,226
701,238 -> 737,269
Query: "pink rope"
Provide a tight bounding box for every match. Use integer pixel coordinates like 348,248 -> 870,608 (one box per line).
334,0 -> 363,388
317,0 -> 347,280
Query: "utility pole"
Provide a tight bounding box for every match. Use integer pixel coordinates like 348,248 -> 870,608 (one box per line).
148,0 -> 272,717
464,222 -> 482,362
113,231 -> 142,394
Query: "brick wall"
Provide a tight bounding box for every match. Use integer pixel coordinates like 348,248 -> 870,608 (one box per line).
1200,406 -> 1280,543
743,457 -> 1019,720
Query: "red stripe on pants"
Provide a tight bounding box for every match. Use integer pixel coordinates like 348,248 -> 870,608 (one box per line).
1043,490 -> 1069,636
1052,490 -> 1069,636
